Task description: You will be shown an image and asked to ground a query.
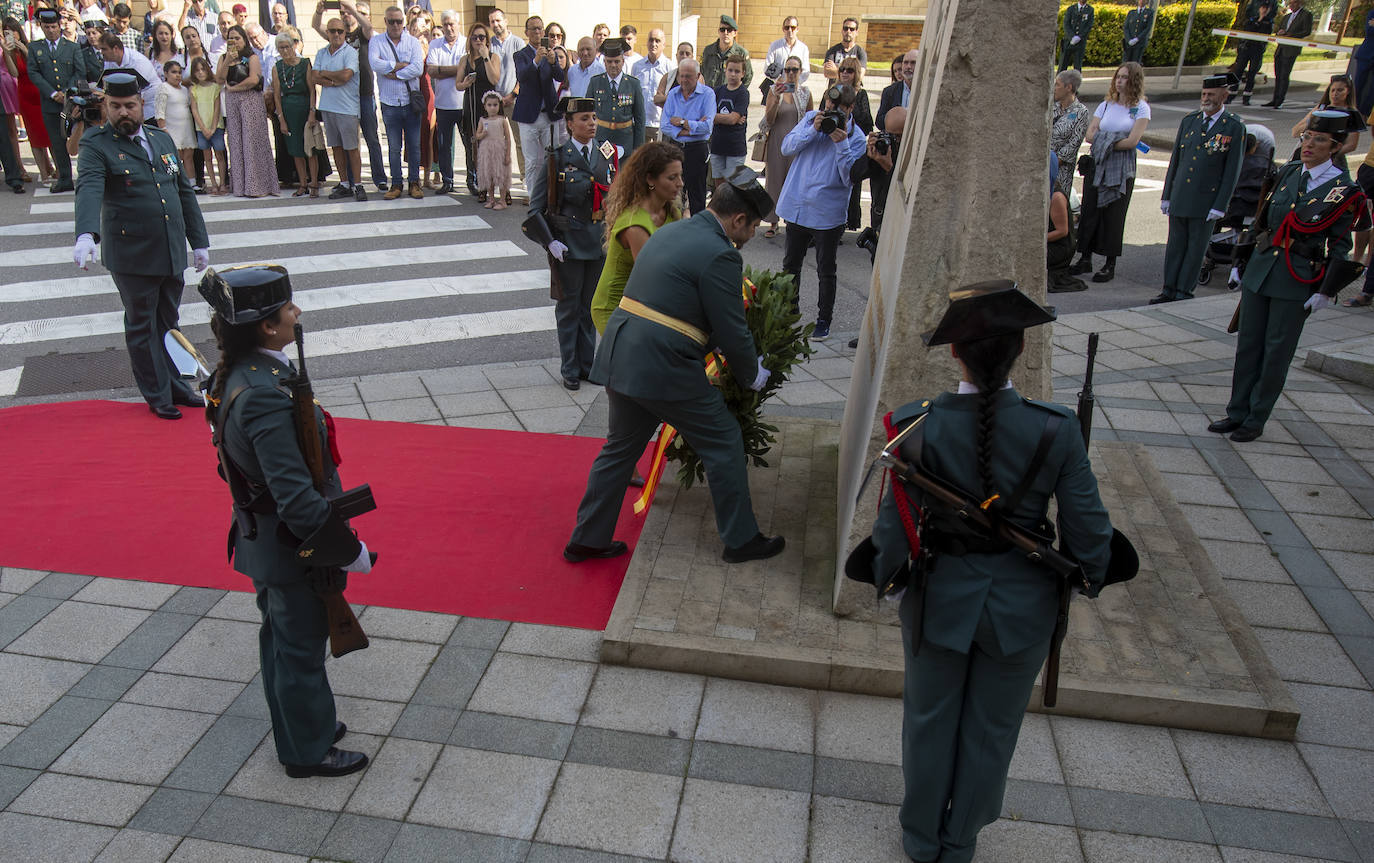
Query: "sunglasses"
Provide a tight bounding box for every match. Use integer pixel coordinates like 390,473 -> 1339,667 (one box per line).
385,18 -> 404,24
472,34 -> 486,40
843,25 -> 857,31
785,67 -> 800,73
327,27 -> 344,33
782,25 -> 797,30
718,27 -> 733,32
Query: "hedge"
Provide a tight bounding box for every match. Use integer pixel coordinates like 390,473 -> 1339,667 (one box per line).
1058,2 -> 1238,67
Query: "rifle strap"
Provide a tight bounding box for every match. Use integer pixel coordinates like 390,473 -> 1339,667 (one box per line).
880,412 -> 925,554
1000,413 -> 1063,517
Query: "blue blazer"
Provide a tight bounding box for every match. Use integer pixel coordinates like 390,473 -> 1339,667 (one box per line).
512,45 -> 564,123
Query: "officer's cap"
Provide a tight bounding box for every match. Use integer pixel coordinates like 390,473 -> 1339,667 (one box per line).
199,265 -> 293,325
100,68 -> 150,98
36,8 -> 60,24
1201,74 -> 1229,89
564,96 -> 595,116
921,280 -> 1056,346
1308,109 -> 1349,137
719,14 -> 738,31
600,37 -> 625,58
721,165 -> 773,222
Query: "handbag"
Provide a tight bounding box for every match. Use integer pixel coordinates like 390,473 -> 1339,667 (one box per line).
750,127 -> 768,162
386,37 -> 426,114
225,57 -> 259,90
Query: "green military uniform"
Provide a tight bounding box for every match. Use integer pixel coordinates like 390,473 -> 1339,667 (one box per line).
1225,159 -> 1361,435
570,210 -> 765,550
1059,1 -> 1093,72
701,39 -> 751,89
588,72 -> 646,158
1122,2 -> 1153,63
533,133 -> 614,384
1160,106 -> 1246,300
27,31 -> 98,189
75,118 -> 210,411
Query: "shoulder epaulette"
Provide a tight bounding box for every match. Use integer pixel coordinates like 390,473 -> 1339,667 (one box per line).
1022,397 -> 1075,418
890,398 -> 932,429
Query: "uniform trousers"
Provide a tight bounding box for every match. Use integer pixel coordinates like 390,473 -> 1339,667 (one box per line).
252,575 -> 336,766
1162,214 -> 1216,299
1122,40 -> 1146,64
433,107 -> 462,185
42,108 -> 73,182
1225,289 -> 1306,432
1058,39 -> 1085,72
553,255 -> 604,382
900,602 -> 1050,863
111,272 -> 199,409
570,387 -> 761,549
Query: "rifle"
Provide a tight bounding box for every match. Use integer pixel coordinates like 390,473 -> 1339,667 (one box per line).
1229,164 -> 1280,334
290,323 -> 374,658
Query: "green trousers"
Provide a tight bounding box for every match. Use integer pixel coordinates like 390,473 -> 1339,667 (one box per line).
253,578 -> 337,766
1162,215 -> 1215,299
1225,290 -> 1306,432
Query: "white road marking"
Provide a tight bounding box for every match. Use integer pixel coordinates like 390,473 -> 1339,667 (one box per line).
0,366 -> 21,397
307,306 -> 556,357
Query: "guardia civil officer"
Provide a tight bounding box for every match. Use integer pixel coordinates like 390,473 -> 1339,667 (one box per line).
28,8 -> 99,192
587,38 -> 645,159
1121,0 -> 1153,64
1156,74 -> 1246,304
565,167 -> 785,565
533,96 -> 615,390
73,69 -> 210,420
1209,111 -> 1367,442
200,265 -> 373,778
866,283 -> 1114,863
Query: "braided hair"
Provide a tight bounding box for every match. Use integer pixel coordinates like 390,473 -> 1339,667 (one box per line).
204,311 -> 281,426
953,332 -> 1024,506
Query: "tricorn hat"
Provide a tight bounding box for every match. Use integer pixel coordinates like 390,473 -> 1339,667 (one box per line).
920,280 -> 1056,346
1201,73 -> 1230,89
564,96 -> 595,115
720,165 -> 773,222
1308,109 -> 1349,136
198,265 -> 293,325
599,37 -> 624,57
35,8 -> 60,24
100,68 -> 150,98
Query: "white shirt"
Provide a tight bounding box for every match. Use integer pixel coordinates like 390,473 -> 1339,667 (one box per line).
632,54 -> 671,125
368,31 -> 424,107
105,48 -> 161,120
257,41 -> 279,89
957,380 -> 1013,394
767,37 -> 810,83
1299,159 -> 1340,190
622,50 -> 642,69
426,36 -> 467,110
1093,99 -> 1150,134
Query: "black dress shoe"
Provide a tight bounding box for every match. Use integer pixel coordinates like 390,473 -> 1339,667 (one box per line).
722,533 -> 785,563
562,377 -> 580,390
8,183 -> 23,194
1068,255 -> 1093,275
50,180 -> 74,193
1091,264 -> 1115,283
1261,100 -> 1279,108
1230,427 -> 1262,443
1147,293 -> 1175,305
334,721 -> 346,743
1207,417 -> 1242,434
564,540 -> 628,562
284,746 -> 368,778
149,404 -> 182,420
172,391 -> 205,408
1242,94 -> 1252,106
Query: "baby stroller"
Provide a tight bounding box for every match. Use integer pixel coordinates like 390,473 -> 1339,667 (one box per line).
1200,130 -> 1278,288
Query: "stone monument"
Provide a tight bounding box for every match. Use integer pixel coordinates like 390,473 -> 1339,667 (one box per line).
833,0 -> 1058,614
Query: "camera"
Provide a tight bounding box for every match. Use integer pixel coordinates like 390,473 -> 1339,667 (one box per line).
818,109 -> 846,135
764,61 -> 782,81
872,131 -> 898,156
63,81 -> 103,135
856,226 -> 879,264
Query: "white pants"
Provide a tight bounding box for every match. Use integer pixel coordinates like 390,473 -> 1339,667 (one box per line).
517,113 -> 553,202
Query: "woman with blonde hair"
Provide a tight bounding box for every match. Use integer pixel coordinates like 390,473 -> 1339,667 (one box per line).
1070,61 -> 1148,284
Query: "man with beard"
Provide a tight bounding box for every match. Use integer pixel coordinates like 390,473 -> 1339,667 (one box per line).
73,70 -> 211,420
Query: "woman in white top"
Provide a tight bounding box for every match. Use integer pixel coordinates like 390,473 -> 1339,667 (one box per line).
1070,61 -> 1149,284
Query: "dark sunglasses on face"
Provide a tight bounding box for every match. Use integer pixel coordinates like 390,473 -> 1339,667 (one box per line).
785,67 -> 800,73
386,18 -> 403,24
843,25 -> 857,31
718,27 -> 732,32
327,27 -> 344,33
783,25 -> 796,30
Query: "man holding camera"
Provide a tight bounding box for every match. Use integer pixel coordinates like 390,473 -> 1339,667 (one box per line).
28,8 -> 95,192
73,70 -> 210,420
776,84 -> 867,340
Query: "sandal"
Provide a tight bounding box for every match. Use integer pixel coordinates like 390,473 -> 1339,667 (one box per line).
1343,293 -> 1373,307
293,186 -> 309,197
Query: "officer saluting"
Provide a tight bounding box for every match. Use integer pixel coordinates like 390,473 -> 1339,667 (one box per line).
27,8 -> 98,192
73,69 -> 210,419
587,38 -> 645,159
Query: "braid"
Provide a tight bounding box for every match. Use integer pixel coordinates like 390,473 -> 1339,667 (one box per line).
205,313 -> 276,426
953,332 -> 1024,505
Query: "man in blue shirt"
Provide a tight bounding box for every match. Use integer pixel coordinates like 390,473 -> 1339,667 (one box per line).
512,15 -> 565,205
776,84 -> 867,340
661,58 -> 715,213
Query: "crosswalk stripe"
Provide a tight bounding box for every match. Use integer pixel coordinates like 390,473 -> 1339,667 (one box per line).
8,215 -> 495,268
28,192 -> 458,215
0,241 -> 529,304
0,366 -> 21,398
0,267 -> 550,344
308,306 -> 556,357
10,196 -> 461,235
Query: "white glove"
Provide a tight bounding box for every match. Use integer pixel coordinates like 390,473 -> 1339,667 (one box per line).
192,248 -> 210,271
1129,37 -> 1139,45
749,363 -> 771,391
1160,200 -> 1170,216
342,541 -> 372,573
1304,293 -> 1331,312
1070,35 -> 1081,45
548,240 -> 568,262
73,233 -> 97,269
1229,266 -> 1242,287
1207,209 -> 1225,222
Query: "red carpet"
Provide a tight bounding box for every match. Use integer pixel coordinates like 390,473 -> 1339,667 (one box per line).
0,401 -> 650,630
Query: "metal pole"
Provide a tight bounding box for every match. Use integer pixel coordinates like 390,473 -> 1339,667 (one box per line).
1173,0 -> 1201,90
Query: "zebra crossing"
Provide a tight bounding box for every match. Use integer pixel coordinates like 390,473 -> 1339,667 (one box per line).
0,187 -> 556,398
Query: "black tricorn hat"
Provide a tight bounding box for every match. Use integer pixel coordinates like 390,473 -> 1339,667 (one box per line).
921,280 -> 1056,346
198,265 -> 292,325
1308,109 -> 1349,136
599,37 -> 625,57
564,96 -> 595,115
721,164 -> 773,221
1201,73 -> 1230,89
100,68 -> 151,98
35,8 -> 60,24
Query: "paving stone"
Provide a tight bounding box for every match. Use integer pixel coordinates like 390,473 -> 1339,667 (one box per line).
500,622 -> 603,662
391,703 -> 462,743
566,725 -> 690,776
51,702 -> 216,784
1319,550 -> 1374,592
517,406 -> 585,432
419,367 -> 494,395
126,787 -> 215,835
225,732 -> 380,810
0,568 -> 49,593
1223,580 -> 1326,631
1202,803 -> 1360,862
1006,713 -> 1064,784
695,677 -> 815,754
813,756 -> 904,806
689,740 -> 814,793
525,846 -> 658,863
1163,472 -> 1238,507
92,829 -> 181,863
409,644 -> 492,709
27,572 -> 93,599
223,674 -> 271,720
158,587 -> 228,617
0,652 -> 92,724
204,592 -> 261,622
0,812 -> 116,863
408,746 -> 558,839
534,762 -> 682,859
1067,786 -> 1215,843
670,778 -> 810,863
1252,628 -> 1367,687
808,795 -> 907,863
1289,683 -> 1374,749
1080,831 -> 1222,863
356,607 -> 458,644
189,795 -> 337,856
1175,730 -> 1330,816
1002,778 -> 1076,825
5,601 -> 150,663
579,665 -> 704,738
71,579 -> 179,610
345,736 -> 440,821
446,617 -> 509,649
969,820 -> 1084,863
334,696 -> 405,737
0,694 -> 111,771
1291,513 -> 1374,554
449,411 -> 522,430
0,593 -> 62,650
1295,743 -> 1374,822
1179,504 -> 1265,543
1054,716 -> 1194,798
317,812 -> 403,863
121,672 -> 247,714
0,764 -> 38,809
449,711 -> 574,761
162,713 -> 270,794
382,823 -> 528,863
1340,819 -> 1374,863
325,637 -> 439,703
0,722 -> 17,748
9,772 -> 154,827
68,665 -> 144,701
366,396 -> 441,422
465,652 -> 595,724
100,611 -> 200,670
1239,453 -> 1337,486
814,690 -> 903,766
149,618 -> 259,682
1303,586 -> 1374,638
1218,848 -> 1349,863
168,838 -> 307,862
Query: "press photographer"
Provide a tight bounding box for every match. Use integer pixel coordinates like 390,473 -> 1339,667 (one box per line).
775,83 -> 867,340
63,79 -> 105,155
850,105 -> 905,262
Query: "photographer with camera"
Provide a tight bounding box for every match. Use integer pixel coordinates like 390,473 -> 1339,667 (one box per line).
61,78 -> 105,156
776,83 -> 866,340
850,105 -> 902,252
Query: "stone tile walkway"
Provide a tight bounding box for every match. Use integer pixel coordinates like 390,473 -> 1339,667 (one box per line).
1,298 -> 1373,861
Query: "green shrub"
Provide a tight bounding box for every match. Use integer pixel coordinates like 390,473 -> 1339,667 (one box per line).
1058,2 -> 1238,67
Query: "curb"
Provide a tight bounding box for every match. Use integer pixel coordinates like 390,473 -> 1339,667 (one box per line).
1304,334 -> 1374,387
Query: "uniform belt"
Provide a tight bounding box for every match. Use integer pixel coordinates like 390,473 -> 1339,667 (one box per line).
618,297 -> 708,346
597,119 -> 634,130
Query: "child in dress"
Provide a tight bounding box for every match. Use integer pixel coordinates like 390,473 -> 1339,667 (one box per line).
155,60 -> 196,178
187,56 -> 227,194
472,91 -> 510,210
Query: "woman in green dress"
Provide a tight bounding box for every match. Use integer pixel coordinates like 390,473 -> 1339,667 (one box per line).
272,32 -> 319,197
590,141 -> 686,333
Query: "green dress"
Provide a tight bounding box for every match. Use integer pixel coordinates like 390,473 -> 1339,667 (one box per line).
591,205 -> 679,333
275,58 -> 312,159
